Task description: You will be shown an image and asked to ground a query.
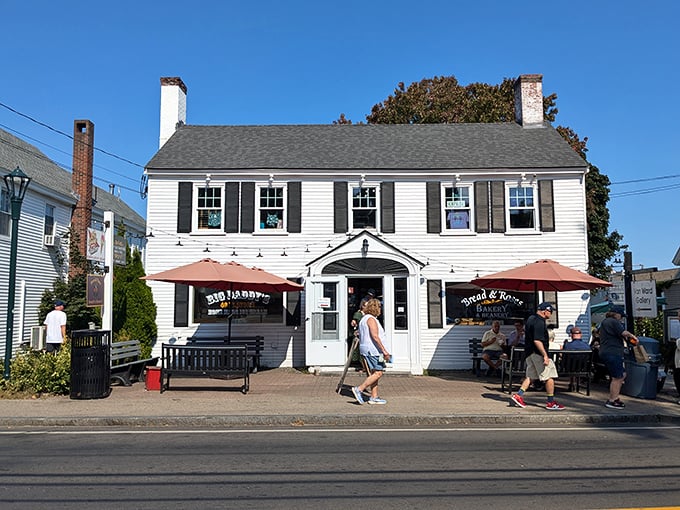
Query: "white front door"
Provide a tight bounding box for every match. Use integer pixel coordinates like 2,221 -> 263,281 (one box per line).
305,277 -> 347,366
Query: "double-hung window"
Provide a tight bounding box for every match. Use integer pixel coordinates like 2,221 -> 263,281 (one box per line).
197,186 -> 222,230
352,186 -> 377,229
507,185 -> 537,230
257,185 -> 285,231
443,185 -> 472,232
44,204 -> 55,236
0,189 -> 9,237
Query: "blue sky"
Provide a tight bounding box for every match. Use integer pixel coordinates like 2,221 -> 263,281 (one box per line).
1,1 -> 678,270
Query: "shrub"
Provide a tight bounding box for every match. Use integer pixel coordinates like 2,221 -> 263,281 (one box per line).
0,342 -> 71,396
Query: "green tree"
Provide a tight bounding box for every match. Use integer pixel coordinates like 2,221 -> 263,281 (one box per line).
113,246 -> 157,358
358,75 -> 622,279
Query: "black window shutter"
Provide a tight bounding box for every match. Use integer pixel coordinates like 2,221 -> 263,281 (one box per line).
474,181 -> 490,233
177,182 -> 193,233
538,180 -> 555,232
334,182 -> 348,233
224,182 -> 240,233
427,280 -> 443,328
426,182 -> 441,233
240,182 -> 255,233
174,284 -> 189,327
490,181 -> 506,233
287,182 -> 302,233
285,277 -> 303,326
381,181 -> 395,233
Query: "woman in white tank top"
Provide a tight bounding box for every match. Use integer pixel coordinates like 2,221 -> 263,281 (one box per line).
351,298 -> 390,405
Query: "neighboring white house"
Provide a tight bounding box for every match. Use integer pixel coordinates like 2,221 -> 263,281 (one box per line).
144,75 -> 593,374
0,125 -> 145,360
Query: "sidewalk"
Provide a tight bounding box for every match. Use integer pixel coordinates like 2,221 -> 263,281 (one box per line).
1,368 -> 680,428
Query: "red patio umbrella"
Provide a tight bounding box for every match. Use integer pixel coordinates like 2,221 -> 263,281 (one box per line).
142,259 -> 303,338
469,259 -> 612,293
142,259 -> 303,293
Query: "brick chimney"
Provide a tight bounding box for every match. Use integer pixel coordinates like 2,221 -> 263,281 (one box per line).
71,119 -> 94,276
514,74 -> 544,128
159,77 -> 187,149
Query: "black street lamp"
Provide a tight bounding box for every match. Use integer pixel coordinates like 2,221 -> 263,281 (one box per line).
3,167 -> 31,380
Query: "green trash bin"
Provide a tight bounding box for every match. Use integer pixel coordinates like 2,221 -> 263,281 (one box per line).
70,329 -> 111,399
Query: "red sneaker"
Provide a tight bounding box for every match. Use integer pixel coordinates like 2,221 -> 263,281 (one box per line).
546,401 -> 565,411
511,393 -> 526,408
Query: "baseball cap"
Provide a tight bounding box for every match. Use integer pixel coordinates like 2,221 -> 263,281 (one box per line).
537,302 -> 555,312
54,299 -> 65,307
610,305 -> 625,315
366,288 -> 376,296
571,327 -> 582,335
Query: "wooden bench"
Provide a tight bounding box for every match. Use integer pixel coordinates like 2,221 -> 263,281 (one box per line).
161,343 -> 250,394
188,335 -> 264,372
110,339 -> 158,386
500,347 -> 593,395
468,338 -> 483,376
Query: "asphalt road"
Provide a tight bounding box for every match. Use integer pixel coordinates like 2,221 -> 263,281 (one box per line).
2,425 -> 680,509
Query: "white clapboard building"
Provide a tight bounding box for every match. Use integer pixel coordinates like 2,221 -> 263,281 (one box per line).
144,75 -> 592,374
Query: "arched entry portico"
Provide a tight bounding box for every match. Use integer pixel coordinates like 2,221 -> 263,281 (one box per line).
304,231 -> 424,374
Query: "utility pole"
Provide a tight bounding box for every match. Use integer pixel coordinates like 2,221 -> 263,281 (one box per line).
623,250 -> 634,335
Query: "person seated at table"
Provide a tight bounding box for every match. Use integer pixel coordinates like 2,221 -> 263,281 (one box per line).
504,320 -> 525,356
481,320 -> 506,376
562,327 -> 591,391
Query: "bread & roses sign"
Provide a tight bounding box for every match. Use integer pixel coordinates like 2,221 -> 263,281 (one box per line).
446,285 -> 534,323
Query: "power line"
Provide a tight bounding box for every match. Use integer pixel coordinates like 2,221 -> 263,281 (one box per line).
0,123 -> 139,184
610,182 -> 680,198
610,174 -> 680,185
0,101 -> 143,168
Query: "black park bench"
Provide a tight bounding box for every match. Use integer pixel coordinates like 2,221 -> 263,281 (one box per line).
110,339 -> 158,386
188,335 -> 264,372
468,337 -> 483,376
161,343 -> 250,394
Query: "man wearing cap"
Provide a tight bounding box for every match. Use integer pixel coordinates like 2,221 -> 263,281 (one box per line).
44,300 -> 67,353
510,302 -> 565,410
598,305 -> 638,409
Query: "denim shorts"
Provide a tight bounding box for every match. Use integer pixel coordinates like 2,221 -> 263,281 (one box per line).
363,355 -> 386,372
599,352 -> 625,379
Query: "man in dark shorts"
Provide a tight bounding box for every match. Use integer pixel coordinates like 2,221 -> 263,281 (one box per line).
598,305 -> 638,409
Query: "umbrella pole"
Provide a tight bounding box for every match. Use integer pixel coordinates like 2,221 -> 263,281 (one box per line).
227,283 -> 233,342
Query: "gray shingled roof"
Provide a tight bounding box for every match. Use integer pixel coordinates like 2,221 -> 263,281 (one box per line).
146,123 -> 587,171
0,128 -> 144,227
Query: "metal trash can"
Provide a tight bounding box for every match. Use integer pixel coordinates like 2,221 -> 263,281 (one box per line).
622,336 -> 662,399
70,329 -> 111,399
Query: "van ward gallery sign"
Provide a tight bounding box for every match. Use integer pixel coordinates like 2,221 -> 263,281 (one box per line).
458,289 -> 526,319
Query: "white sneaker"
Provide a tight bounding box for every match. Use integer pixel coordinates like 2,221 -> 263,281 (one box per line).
367,397 -> 387,405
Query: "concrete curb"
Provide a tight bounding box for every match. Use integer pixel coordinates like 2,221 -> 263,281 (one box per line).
2,412 -> 680,429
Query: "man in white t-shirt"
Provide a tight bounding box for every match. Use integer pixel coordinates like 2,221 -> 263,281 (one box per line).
44,300 -> 67,353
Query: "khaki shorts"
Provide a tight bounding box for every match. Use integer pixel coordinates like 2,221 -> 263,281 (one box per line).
525,353 -> 559,381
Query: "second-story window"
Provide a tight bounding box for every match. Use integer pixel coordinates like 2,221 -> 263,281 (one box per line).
443,185 -> 472,231
0,189 -> 9,237
258,186 -> 285,230
197,187 -> 222,230
352,186 -> 377,229
507,185 -> 536,230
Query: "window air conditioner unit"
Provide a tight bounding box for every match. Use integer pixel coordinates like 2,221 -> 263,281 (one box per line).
44,234 -> 59,247
30,325 -> 46,350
